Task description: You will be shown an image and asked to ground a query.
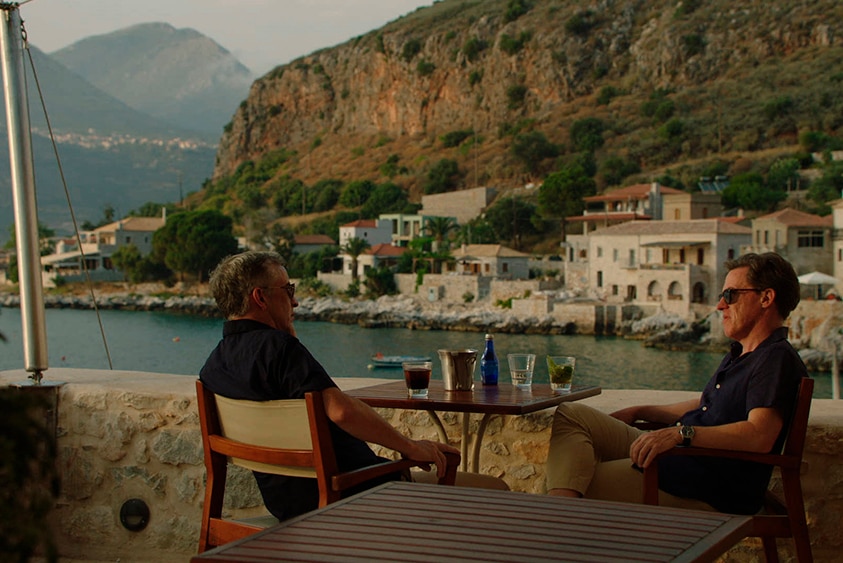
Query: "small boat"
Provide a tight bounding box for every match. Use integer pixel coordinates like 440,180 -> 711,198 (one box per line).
368,353 -> 431,369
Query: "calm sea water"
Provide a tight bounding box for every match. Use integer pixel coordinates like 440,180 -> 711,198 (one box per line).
0,306 -> 834,397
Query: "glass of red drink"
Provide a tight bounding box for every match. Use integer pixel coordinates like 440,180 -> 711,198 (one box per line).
402,360 -> 432,399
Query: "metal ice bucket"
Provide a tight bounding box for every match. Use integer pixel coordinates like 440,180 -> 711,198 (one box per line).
437,349 -> 477,391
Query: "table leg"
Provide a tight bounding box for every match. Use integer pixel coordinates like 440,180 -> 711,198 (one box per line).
425,410 -> 448,444
470,413 -> 495,473
461,413 -> 470,472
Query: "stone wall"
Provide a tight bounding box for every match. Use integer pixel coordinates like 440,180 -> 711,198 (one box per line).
2,368 -> 841,562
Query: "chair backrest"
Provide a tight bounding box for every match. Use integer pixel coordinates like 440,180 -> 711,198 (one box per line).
214,393 -> 317,478
781,377 -> 814,460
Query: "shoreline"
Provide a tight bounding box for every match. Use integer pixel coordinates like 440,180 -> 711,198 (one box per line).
1,285 -> 839,371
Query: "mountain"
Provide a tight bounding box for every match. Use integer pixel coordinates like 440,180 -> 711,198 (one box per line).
208,0 -> 843,242
0,46 -> 217,238
51,22 -> 254,136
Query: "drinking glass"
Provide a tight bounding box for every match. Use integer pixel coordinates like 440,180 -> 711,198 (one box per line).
507,353 -> 536,389
547,356 -> 576,393
403,360 -> 432,398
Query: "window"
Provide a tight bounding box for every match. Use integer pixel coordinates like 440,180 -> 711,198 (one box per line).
728,247 -> 735,260
797,230 -> 824,248
701,208 -> 708,219
484,263 -> 490,273
502,263 -> 509,273
125,236 -> 132,244
756,230 -> 760,245
628,249 -> 635,266
613,249 -> 619,262
674,209 -> 681,220
612,285 -> 619,295
597,246 -> 603,258
597,271 -> 603,287
697,248 -> 704,265
764,230 -> 769,245
679,249 -> 686,263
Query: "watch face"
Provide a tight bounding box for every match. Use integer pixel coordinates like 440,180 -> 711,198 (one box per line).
681,425 -> 694,438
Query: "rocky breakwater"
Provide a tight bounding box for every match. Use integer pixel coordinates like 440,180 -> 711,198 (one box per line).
0,292 -> 220,317
295,295 -> 576,334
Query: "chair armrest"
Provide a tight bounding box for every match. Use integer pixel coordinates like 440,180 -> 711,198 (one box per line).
642,445 -> 800,505
332,451 -> 460,491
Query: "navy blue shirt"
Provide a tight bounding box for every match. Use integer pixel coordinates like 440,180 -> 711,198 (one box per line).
199,319 -> 388,520
658,327 -> 807,514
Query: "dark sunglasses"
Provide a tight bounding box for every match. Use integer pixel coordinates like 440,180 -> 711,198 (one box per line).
717,288 -> 761,305
263,283 -> 296,300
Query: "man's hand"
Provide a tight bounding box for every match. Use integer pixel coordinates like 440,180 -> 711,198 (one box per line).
403,440 -> 459,478
629,426 -> 682,468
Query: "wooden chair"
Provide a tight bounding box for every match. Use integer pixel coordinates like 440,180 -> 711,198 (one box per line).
639,377 -> 814,562
196,380 -> 459,553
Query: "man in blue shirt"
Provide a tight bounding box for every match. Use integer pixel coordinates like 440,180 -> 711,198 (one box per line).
546,252 -> 807,514
200,251 -> 459,521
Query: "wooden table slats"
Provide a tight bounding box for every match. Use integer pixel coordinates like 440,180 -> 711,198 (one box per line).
193,482 -> 751,563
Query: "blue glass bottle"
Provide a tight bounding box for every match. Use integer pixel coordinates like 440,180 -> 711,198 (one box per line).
480,333 -> 499,385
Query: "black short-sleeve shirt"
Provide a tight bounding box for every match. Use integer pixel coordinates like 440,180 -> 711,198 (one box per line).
199,319 -> 386,520
658,327 -> 807,514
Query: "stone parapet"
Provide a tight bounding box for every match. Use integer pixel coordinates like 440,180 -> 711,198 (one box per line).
1,368 -> 840,562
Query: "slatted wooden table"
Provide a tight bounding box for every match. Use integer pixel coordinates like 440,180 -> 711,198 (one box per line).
191,482 -> 752,563
347,381 -> 602,471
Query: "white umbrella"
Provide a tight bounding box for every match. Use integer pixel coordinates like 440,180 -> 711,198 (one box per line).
797,271 -> 840,299
797,271 -> 840,286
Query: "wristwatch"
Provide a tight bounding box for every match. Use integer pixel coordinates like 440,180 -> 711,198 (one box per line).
679,425 -> 695,447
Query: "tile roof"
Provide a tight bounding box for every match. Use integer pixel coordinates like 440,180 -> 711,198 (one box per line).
452,244 -> 530,258
366,243 -> 407,257
591,219 -> 751,236
755,208 -> 832,227
583,183 -> 684,203
295,234 -> 335,245
342,219 -> 378,228
94,216 -> 165,233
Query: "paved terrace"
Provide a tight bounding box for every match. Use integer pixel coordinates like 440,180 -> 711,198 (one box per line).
2,368 -> 840,562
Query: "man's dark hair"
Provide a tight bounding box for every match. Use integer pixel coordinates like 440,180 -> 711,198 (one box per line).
209,251 -> 286,318
724,252 -> 800,319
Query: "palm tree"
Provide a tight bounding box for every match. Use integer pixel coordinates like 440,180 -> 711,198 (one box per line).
424,216 -> 458,252
340,237 -> 371,281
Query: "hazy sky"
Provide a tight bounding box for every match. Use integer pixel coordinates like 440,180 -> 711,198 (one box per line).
16,0 -> 432,75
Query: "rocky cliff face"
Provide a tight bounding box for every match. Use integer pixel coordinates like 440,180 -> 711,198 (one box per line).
213,0 -> 842,191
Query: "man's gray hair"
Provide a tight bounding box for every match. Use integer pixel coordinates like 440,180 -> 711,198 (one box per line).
209,251 -> 286,319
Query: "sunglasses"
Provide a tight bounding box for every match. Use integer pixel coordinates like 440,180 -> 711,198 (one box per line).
263,283 -> 296,300
717,288 -> 761,305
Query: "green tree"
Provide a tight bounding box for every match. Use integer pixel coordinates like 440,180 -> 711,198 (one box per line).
601,155 -> 641,186
484,197 -> 538,249
424,216 -> 458,252
766,158 -> 801,191
152,210 -> 238,282
423,159 -> 462,194
361,182 -> 411,218
340,237 -> 371,282
111,244 -> 143,282
721,172 -> 786,212
364,266 -> 397,298
569,117 -> 605,152
510,131 -> 560,175
808,161 -> 843,209
455,217 -> 498,245
339,179 -> 375,208
538,164 -> 597,242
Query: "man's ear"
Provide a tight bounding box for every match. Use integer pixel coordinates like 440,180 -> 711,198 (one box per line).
760,288 -> 776,309
251,287 -> 267,309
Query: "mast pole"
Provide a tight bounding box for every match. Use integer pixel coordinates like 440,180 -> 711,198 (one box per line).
1,5 -> 48,383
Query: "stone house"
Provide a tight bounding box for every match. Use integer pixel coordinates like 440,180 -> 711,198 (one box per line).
338,219 -> 391,247
420,186 -> 496,224
742,208 -> 833,275
566,183 -> 684,236
585,219 -> 751,318
293,234 -> 335,254
40,214 -> 166,285
448,244 -> 530,280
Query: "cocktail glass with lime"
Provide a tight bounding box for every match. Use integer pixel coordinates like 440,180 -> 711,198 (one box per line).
547,356 -> 575,393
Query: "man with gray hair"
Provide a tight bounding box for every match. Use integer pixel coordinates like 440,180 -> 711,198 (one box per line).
545,252 -> 808,514
200,251 -> 460,521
